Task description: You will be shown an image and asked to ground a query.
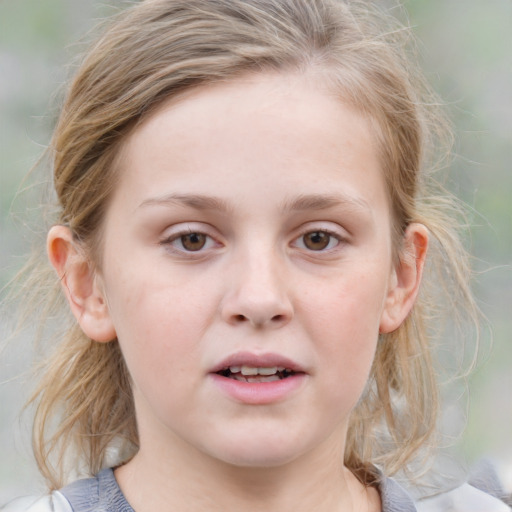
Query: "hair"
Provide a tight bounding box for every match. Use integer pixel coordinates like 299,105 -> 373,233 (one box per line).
13,0 -> 477,490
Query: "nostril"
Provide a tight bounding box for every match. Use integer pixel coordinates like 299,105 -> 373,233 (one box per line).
224,306 -> 292,327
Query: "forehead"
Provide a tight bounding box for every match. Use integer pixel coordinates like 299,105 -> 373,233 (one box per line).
113,71 -> 387,215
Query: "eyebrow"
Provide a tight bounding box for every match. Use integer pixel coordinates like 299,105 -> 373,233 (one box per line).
138,193 -> 233,214
137,192 -> 370,215
282,193 -> 371,214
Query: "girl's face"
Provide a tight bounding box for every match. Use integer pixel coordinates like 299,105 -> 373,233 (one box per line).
89,72 -> 422,469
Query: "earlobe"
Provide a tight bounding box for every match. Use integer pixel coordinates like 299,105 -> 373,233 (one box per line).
379,223 -> 428,333
47,225 -> 116,343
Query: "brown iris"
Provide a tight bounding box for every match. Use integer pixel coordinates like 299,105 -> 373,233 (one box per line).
303,231 -> 331,251
181,233 -> 207,251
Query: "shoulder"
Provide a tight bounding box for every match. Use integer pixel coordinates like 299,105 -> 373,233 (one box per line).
0,492 -> 72,512
1,468 -> 124,512
416,483 -> 511,511
415,459 -> 512,512
380,474 -> 511,512
59,468 -> 133,512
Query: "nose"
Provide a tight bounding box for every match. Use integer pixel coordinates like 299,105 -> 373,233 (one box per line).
220,250 -> 293,329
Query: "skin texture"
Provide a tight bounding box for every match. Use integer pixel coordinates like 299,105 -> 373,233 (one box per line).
48,72 -> 427,512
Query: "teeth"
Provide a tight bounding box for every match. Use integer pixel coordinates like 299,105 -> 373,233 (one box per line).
240,365 -> 259,376
258,367 -> 278,376
239,365 -> 278,376
223,365 -> 294,378
233,374 -> 281,383
259,375 -> 280,382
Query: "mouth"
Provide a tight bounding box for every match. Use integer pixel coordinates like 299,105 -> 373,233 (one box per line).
210,353 -> 306,403
216,365 -> 297,383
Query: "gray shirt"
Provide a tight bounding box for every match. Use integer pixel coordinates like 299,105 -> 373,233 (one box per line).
2,467 -> 510,512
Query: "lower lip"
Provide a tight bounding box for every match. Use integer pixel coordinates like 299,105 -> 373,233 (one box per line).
209,373 -> 306,405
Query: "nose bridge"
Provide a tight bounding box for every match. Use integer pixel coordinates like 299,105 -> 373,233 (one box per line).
244,245 -> 284,299
221,240 -> 293,327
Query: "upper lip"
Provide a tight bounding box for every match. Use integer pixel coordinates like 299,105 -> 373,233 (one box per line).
210,351 -> 306,374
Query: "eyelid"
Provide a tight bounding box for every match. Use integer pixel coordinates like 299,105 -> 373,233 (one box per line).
159,223 -> 223,254
291,223 -> 349,251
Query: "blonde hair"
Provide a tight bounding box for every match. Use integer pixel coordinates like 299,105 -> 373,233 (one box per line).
15,0 -> 476,489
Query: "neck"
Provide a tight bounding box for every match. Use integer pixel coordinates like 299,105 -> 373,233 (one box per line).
115,433 -> 378,512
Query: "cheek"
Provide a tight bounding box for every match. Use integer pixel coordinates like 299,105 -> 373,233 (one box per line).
105,251 -> 212,331
302,270 -> 387,385
306,268 -> 387,333
107,283 -> 208,424
101,263 -> 215,386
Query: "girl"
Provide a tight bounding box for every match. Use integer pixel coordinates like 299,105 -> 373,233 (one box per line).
2,0 -> 510,511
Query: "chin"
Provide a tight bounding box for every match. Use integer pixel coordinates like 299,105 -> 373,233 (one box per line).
218,448 -> 300,469
201,428 -> 310,469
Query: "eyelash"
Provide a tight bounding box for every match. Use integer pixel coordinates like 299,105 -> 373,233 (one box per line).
159,226 -> 345,255
292,229 -> 344,252
159,229 -> 219,254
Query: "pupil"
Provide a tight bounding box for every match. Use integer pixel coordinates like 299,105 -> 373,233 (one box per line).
304,231 -> 330,250
181,233 -> 206,251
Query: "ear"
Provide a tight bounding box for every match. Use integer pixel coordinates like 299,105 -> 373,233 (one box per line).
379,223 -> 428,333
47,225 -> 116,342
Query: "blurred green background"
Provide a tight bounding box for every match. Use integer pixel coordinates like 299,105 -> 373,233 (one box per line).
1,0 -> 511,500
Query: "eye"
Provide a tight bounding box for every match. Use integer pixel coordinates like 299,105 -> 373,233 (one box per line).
178,232 -> 209,251
161,230 -> 218,253
294,230 -> 341,251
